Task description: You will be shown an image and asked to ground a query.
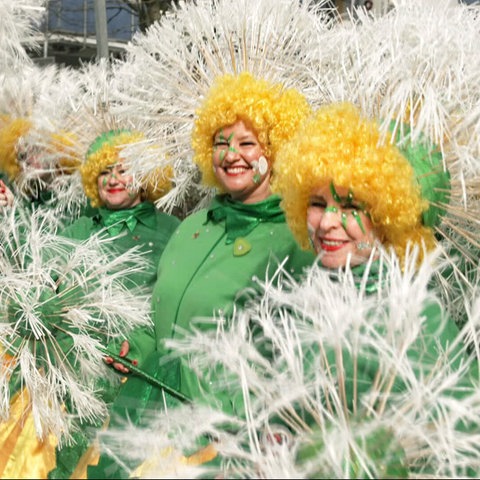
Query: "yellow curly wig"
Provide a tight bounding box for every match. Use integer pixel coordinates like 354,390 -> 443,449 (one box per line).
0,117 -> 32,180
81,130 -> 173,208
191,72 -> 312,191
272,102 -> 437,262
49,131 -> 81,174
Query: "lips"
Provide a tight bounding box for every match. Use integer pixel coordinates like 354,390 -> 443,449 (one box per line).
224,166 -> 250,175
319,238 -> 347,252
106,188 -> 125,193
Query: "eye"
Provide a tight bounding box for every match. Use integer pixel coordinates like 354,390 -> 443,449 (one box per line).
213,141 -> 228,148
117,169 -> 126,175
240,141 -> 256,146
308,199 -> 327,208
341,203 -> 361,211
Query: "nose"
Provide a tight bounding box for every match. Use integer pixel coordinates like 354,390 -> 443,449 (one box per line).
107,170 -> 119,185
319,207 -> 342,232
223,145 -> 240,163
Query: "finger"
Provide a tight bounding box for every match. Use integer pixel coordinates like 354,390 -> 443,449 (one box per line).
104,356 -> 113,365
113,362 -> 129,373
119,340 -> 130,357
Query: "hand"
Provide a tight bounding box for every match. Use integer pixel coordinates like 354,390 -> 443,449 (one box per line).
0,180 -> 14,207
104,340 -> 136,374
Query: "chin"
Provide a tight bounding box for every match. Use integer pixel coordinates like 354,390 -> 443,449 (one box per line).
320,257 -> 345,270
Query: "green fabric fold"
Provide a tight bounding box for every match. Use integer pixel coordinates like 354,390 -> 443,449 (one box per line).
206,194 -> 286,244
97,202 -> 156,237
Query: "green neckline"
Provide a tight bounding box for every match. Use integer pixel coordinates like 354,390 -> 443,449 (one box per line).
206,194 -> 285,244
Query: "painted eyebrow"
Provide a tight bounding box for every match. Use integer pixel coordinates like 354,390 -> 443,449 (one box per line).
214,134 -> 232,142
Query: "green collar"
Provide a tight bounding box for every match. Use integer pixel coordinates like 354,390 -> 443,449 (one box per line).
206,194 -> 285,244
96,202 -> 156,237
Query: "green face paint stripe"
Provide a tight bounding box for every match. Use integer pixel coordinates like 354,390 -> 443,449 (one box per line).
351,210 -> 366,234
219,150 -> 226,162
346,190 -> 354,205
219,130 -> 225,142
227,133 -> 234,143
253,173 -> 261,184
330,182 -> 341,203
228,146 -> 237,152
102,177 -> 107,187
324,206 -> 338,213
341,212 -> 348,230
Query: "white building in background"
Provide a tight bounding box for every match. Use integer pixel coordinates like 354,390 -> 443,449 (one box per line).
29,0 -> 138,67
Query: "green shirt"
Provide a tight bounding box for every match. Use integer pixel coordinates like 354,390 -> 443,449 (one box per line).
60,202 -> 180,366
150,194 -> 314,412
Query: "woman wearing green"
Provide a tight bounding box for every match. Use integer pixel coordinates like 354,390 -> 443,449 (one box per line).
267,101 -> 477,477
60,129 -> 179,295
89,72 -> 315,478
48,129 -> 180,479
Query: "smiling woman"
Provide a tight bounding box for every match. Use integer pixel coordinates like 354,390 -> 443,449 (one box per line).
88,72 -> 315,479
307,182 -> 379,268
48,129 -> 181,479
212,119 -> 271,204
97,163 -> 142,210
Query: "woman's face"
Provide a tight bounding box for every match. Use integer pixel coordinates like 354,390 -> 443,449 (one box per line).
212,119 -> 271,204
307,183 -> 378,268
97,163 -> 142,210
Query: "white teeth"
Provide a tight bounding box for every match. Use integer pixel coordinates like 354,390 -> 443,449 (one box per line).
322,239 -> 344,246
226,167 -> 247,174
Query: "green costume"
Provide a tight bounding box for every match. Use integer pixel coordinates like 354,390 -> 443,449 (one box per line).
88,194 -> 315,479
48,201 -> 179,479
296,261 -> 476,478
60,202 -> 179,293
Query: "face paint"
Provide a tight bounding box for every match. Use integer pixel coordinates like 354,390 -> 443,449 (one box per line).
341,212 -> 348,230
356,241 -> 372,250
346,190 -> 354,205
251,155 -> 269,185
257,156 -> 268,175
102,177 -> 108,187
351,209 -> 366,234
325,206 -> 338,213
330,182 -> 341,203
227,133 -> 237,153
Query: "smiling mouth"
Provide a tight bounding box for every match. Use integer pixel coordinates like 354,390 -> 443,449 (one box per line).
224,166 -> 250,175
107,188 -> 125,193
320,239 -> 347,252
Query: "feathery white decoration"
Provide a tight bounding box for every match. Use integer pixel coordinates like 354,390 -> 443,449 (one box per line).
0,0 -> 46,73
107,0 -> 333,213
0,207 -> 152,445
95,247 -> 480,478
